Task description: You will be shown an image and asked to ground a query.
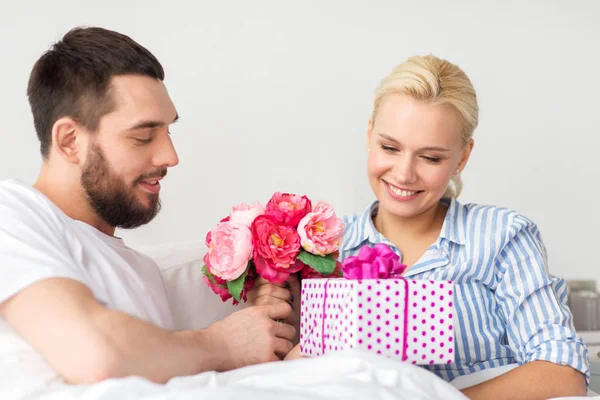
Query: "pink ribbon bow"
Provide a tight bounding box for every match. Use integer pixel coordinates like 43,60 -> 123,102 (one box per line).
341,244 -> 407,279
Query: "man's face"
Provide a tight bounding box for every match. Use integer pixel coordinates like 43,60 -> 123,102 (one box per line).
80,75 -> 179,229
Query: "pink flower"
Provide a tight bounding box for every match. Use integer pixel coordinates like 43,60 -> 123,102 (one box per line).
203,274 -> 233,302
203,273 -> 256,305
251,215 -> 303,283
230,202 -> 265,228
265,192 -> 312,228
341,244 -> 407,280
205,221 -> 253,280
297,202 -> 344,256
205,216 -> 231,246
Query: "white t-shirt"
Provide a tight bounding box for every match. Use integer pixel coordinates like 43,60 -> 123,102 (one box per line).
0,179 -> 174,396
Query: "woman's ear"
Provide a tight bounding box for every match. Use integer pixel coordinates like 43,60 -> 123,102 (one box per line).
51,117 -> 84,164
366,118 -> 374,152
457,138 -> 475,172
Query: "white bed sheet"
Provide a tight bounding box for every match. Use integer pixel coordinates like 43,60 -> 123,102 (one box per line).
4,350 -> 467,400
4,350 -> 598,400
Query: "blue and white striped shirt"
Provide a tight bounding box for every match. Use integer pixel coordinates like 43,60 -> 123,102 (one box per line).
340,198 -> 589,384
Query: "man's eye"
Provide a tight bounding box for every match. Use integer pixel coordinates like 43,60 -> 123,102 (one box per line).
135,138 -> 152,144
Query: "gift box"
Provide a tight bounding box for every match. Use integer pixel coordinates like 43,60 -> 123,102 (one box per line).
299,278 -> 455,365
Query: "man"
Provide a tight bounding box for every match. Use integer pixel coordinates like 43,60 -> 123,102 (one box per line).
0,26 -> 295,386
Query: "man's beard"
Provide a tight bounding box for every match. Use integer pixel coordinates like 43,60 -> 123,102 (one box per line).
81,143 -> 166,229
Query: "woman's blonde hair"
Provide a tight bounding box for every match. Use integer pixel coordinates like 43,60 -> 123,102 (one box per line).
372,54 -> 479,198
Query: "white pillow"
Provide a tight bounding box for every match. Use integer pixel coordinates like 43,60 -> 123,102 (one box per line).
136,240 -> 240,330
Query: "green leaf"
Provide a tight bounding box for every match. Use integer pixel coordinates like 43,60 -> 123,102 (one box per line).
227,267 -> 250,302
297,250 -> 336,275
202,265 -> 218,286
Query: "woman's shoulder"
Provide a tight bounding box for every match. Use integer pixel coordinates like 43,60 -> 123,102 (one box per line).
459,201 -> 536,226
455,200 -> 543,246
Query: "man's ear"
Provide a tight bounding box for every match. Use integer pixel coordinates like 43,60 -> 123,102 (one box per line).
51,117 -> 85,164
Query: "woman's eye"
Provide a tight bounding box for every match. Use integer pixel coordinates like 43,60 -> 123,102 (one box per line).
422,156 -> 442,163
380,144 -> 398,153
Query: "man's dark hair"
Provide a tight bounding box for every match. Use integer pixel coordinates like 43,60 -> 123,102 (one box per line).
27,26 -> 165,158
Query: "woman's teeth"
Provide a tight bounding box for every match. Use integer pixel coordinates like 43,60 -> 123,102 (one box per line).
388,183 -> 417,197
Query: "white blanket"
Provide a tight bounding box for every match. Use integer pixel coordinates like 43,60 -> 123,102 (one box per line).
5,350 -> 598,400
5,350 -> 468,400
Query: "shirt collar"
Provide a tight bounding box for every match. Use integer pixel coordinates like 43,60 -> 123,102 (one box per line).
340,201 -> 381,251
439,197 -> 467,246
341,197 -> 467,251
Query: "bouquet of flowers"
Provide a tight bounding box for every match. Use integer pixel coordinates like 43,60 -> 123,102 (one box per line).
202,192 -> 345,304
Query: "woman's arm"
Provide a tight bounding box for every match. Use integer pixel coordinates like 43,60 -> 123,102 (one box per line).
487,215 -> 589,397
461,360 -> 585,400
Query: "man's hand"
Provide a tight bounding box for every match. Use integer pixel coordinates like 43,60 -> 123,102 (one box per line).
246,275 -> 301,342
205,302 -> 296,370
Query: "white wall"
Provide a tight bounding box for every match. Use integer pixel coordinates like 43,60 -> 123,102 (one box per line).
1,0 -> 598,280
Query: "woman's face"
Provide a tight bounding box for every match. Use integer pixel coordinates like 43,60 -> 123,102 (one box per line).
367,94 -> 473,219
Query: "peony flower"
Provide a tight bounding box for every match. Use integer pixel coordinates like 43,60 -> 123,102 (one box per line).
297,201 -> 344,256
203,272 -> 256,305
205,216 -> 231,247
341,244 -> 407,280
264,192 -> 312,228
229,202 -> 265,228
251,215 -> 303,283
205,221 -> 253,280
203,274 -> 233,302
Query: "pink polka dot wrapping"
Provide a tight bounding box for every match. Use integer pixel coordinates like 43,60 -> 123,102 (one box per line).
299,278 -> 455,365
404,279 -> 455,364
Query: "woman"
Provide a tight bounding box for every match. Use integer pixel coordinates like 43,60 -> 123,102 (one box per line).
248,54 -> 588,399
